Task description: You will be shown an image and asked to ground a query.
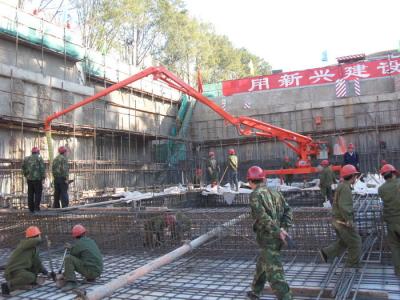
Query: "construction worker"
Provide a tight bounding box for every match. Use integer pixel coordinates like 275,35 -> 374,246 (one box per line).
1,226 -> 53,296
62,224 -> 103,290
343,143 -> 360,171
206,151 -> 219,187
164,212 -> 192,242
227,148 -> 239,191
319,160 -> 337,204
144,215 -> 165,248
320,164 -> 362,268
52,146 -> 69,208
144,212 -> 192,248
194,167 -> 203,187
378,164 -> 400,276
246,166 -> 293,300
282,156 -> 293,186
22,147 -> 45,213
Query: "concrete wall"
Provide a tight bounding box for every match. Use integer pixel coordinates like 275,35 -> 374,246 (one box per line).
0,36 -> 184,195
191,76 -> 400,176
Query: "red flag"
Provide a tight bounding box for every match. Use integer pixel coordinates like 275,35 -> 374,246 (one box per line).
197,68 -> 203,94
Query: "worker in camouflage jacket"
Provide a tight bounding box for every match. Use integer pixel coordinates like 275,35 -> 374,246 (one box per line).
1,226 -> 53,296
62,224 -> 103,290
206,151 -> 219,187
246,166 -> 293,300
22,147 -> 45,212
320,164 -> 362,268
319,160 -> 337,204
378,164 -> 400,276
227,148 -> 239,191
52,146 -> 69,208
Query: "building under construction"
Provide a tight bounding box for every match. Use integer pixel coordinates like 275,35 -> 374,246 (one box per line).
1,1 -> 400,299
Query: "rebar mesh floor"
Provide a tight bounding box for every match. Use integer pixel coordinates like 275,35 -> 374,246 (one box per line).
1,250 -> 399,300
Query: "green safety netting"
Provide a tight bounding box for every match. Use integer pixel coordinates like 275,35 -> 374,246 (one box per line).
203,82 -> 223,98
154,94 -> 195,165
0,2 -> 84,60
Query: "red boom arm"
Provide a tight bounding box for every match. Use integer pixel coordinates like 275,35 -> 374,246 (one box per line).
45,66 -> 339,175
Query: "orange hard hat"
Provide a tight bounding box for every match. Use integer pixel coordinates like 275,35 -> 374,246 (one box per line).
31,147 -> 40,154
321,160 -> 329,166
208,151 -> 215,157
380,164 -> 399,176
247,166 -> 265,180
228,148 -> 235,155
58,146 -> 67,154
26,226 -> 41,238
340,164 -> 360,178
72,224 -> 86,238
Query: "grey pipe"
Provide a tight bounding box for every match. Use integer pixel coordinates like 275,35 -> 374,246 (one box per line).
79,212 -> 249,300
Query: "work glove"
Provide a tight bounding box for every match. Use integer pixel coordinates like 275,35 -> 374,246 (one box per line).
345,220 -> 354,228
64,242 -> 72,250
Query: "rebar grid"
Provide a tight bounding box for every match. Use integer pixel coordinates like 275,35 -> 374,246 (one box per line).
0,251 -> 398,300
0,193 -> 387,263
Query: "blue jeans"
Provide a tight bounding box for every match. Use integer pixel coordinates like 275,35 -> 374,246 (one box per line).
228,169 -> 238,190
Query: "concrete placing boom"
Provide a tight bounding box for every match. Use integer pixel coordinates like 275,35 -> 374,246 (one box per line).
44,66 -> 340,175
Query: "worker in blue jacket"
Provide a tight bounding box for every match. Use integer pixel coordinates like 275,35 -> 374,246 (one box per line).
343,143 -> 360,171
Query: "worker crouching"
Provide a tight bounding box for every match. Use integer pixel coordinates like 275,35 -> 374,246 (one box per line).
61,224 -> 103,290
1,226 -> 52,296
246,166 -> 293,300
320,164 -> 362,268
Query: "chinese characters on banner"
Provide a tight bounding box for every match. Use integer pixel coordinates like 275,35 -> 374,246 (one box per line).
222,58 -> 400,96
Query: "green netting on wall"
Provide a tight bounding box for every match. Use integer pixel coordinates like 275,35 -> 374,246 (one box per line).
153,94 -> 193,165
203,82 -> 223,98
0,2 -> 84,60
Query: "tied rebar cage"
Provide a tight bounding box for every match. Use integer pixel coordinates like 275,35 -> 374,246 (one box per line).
0,191 -> 398,299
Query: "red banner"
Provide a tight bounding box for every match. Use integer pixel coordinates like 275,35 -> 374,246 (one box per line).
222,57 -> 400,96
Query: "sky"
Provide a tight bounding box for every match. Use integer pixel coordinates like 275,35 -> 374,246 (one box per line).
185,0 -> 400,72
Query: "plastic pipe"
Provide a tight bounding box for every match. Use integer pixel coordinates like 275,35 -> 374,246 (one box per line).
80,213 -> 249,300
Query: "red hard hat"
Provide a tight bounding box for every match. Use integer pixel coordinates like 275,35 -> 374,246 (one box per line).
284,156 -> 289,162
208,151 -> 215,157
31,147 -> 40,154
321,160 -> 329,166
58,146 -> 67,154
348,143 -> 354,149
228,148 -> 235,155
247,166 -> 265,180
380,159 -> 388,165
164,214 -> 176,226
26,226 -> 41,238
340,164 -> 360,178
380,164 -> 399,176
72,224 -> 86,238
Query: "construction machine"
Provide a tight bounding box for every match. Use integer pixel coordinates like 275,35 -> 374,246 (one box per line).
44,66 -> 341,175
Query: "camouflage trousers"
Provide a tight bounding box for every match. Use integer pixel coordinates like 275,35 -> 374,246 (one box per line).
251,241 -> 292,300
386,222 -> 400,275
